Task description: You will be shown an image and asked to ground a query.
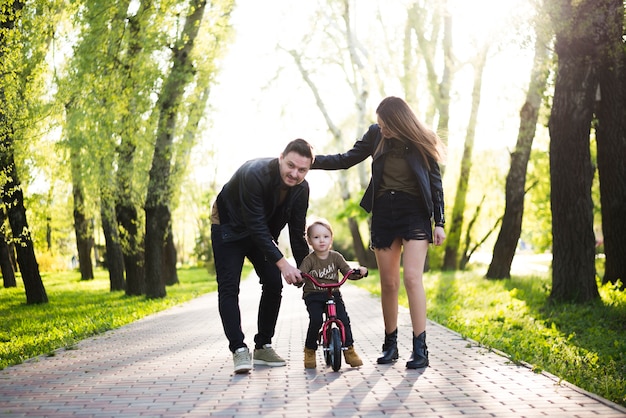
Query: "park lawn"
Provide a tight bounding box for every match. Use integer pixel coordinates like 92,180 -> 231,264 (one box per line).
352,265 -> 626,408
0,267 -> 222,370
2,264 -> 624,407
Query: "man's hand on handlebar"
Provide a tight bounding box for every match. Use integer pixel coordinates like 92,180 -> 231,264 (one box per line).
277,258 -> 303,285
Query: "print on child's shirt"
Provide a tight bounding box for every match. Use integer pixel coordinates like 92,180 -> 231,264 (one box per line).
308,262 -> 338,291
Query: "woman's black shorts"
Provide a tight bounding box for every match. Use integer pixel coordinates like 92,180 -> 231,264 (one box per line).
370,190 -> 432,249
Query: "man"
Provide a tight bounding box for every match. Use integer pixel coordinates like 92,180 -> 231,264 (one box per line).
210,138 -> 314,374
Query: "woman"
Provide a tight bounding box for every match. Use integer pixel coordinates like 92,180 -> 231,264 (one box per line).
312,96 -> 446,369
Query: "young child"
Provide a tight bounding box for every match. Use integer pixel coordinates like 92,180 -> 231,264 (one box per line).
298,219 -> 367,369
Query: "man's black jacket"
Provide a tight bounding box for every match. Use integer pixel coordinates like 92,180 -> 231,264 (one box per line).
214,157 -> 310,266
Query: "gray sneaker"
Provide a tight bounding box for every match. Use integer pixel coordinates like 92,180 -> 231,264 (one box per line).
233,347 -> 252,374
253,344 -> 286,367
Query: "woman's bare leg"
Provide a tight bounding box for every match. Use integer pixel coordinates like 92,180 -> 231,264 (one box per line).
374,238 -> 403,334
401,239 -> 429,335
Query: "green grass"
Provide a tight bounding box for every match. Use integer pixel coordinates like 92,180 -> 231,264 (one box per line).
352,267 -> 626,407
0,267 -> 219,370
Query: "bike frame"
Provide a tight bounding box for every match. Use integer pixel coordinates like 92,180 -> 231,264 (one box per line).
300,269 -> 362,349
321,291 -> 346,347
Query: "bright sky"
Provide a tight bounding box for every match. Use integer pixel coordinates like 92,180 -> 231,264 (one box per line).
194,0 -> 538,197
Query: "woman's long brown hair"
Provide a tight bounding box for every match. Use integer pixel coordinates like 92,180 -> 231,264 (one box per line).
375,96 -> 445,169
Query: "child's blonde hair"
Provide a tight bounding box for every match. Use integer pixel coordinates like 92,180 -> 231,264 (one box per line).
306,218 -> 334,239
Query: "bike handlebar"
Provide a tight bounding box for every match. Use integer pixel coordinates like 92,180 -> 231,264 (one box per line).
299,268 -> 368,289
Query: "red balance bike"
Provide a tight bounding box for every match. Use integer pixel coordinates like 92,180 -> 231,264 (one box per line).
299,268 -> 367,371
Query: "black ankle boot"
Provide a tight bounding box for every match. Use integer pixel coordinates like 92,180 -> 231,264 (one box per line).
377,329 -> 399,364
406,331 -> 429,369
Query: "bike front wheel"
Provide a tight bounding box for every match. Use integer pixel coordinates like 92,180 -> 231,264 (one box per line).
329,327 -> 342,371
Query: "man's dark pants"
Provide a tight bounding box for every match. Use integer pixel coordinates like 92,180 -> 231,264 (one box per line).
211,224 -> 283,353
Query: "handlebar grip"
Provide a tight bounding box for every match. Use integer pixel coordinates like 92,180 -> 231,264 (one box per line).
349,268 -> 368,279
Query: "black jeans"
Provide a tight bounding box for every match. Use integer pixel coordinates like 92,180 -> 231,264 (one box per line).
303,292 -> 354,350
211,224 -> 283,353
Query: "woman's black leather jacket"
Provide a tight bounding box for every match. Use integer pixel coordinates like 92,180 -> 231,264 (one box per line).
312,124 -> 445,225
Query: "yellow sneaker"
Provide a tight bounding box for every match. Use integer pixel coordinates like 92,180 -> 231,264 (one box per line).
344,345 -> 363,367
304,347 -> 316,369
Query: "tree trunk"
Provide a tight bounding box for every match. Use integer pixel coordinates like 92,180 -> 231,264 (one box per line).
144,205 -> 169,298
73,209 -> 94,280
71,165 -> 94,280
0,152 -> 47,303
443,43 -> 488,270
101,195 -> 125,291
595,0 -> 626,287
347,217 -> 376,268
163,221 -> 178,286
45,186 -> 53,250
144,0 -> 207,299
117,201 -> 144,296
547,0 -> 599,303
0,210 -> 16,288
487,31 -> 551,279
115,142 -> 144,295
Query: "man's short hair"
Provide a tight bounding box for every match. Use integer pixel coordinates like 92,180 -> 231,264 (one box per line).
283,138 -> 315,163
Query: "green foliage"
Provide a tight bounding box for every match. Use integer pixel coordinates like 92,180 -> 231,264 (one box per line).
465,148 -> 507,230
0,267 -> 222,370
335,196 -> 369,222
589,135 -> 603,241
352,267 -> 626,407
193,190 -> 216,270
25,190 -> 74,256
34,249 -> 69,272
523,148 -> 552,251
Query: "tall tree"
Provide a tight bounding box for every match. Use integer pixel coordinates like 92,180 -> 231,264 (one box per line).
69,137 -> 94,280
0,0 -> 48,303
405,0 -> 454,150
442,43 -> 489,270
547,0 -> 599,302
595,0 -> 626,287
144,0 -> 209,298
100,185 -> 125,291
95,0 -> 134,292
59,0 -> 154,295
113,0 -> 153,296
487,17 -> 552,279
166,0 -> 235,285
286,0 -> 377,268
99,149 -> 125,291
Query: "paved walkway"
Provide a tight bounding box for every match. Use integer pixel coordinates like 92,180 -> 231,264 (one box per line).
1,275 -> 625,418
